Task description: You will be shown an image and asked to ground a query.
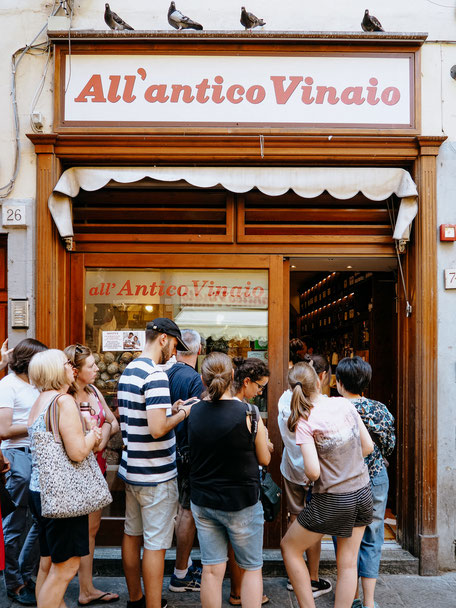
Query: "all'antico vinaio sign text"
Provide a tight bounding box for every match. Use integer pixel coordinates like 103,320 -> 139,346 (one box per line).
85,270 -> 269,307
63,54 -> 414,128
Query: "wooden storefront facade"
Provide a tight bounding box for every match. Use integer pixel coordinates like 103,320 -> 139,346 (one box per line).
29,32 -> 444,574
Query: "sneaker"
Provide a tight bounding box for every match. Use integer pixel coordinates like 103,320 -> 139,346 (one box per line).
169,572 -> 201,592
311,578 -> 332,598
7,587 -> 37,606
352,600 -> 363,608
188,563 -> 202,578
126,596 -> 146,608
161,601 -> 168,608
286,578 -> 293,591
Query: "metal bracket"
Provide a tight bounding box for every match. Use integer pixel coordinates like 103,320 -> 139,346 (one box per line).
397,239 -> 408,253
63,236 -> 74,251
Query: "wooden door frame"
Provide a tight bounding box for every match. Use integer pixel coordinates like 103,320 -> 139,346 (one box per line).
30,132 -> 445,571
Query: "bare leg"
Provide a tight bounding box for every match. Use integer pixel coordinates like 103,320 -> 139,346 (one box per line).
35,556 -> 51,602
360,577 -> 377,608
78,509 -> 119,604
122,534 -> 143,602
334,527 -> 366,608
240,568 -> 263,608
201,562 -> 226,608
142,548 -> 166,608
286,514 -> 322,584
37,556 -> 80,608
306,541 -> 322,582
228,543 -> 243,598
174,506 -> 196,571
281,520 -> 322,608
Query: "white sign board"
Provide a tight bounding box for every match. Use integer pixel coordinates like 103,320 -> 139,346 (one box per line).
102,330 -> 145,351
63,54 -> 414,129
444,269 -> 456,289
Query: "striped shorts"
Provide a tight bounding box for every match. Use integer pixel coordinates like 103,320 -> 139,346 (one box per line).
297,484 -> 373,538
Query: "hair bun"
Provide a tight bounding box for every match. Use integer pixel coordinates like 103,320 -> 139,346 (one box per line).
232,356 -> 244,367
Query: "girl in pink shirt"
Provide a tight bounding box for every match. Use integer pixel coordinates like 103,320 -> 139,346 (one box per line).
280,361 -> 374,608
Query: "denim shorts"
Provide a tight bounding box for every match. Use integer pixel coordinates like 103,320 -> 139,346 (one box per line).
124,478 -> 178,551
191,500 -> 264,571
358,465 -> 389,578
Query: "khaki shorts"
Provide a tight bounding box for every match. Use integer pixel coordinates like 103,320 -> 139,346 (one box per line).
124,478 -> 178,550
284,478 -> 310,515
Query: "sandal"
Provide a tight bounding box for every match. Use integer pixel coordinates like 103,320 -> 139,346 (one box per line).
229,594 -> 269,605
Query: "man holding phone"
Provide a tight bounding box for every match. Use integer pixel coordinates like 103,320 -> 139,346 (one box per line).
165,329 -> 204,594
118,318 -> 194,608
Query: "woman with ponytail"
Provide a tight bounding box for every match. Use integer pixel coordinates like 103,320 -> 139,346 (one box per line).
278,353 -> 332,599
188,352 -> 271,608
280,361 -> 374,608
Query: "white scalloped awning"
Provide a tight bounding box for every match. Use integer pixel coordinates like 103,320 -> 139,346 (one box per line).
49,166 -> 418,241
174,307 -> 268,341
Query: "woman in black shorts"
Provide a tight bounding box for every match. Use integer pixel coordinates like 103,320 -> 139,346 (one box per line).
280,361 -> 374,608
27,350 -> 102,608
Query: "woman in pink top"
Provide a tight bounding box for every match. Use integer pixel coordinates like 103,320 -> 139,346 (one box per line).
65,344 -> 120,606
280,361 -> 374,608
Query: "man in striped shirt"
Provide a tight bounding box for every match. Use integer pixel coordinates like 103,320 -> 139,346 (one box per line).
118,318 -> 194,608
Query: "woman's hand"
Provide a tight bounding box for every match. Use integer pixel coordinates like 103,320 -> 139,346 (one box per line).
0,339 -> 13,371
92,426 -> 103,449
264,426 -> 274,453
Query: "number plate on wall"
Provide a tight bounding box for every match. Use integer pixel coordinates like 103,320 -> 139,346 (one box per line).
444,269 -> 456,289
2,205 -> 26,226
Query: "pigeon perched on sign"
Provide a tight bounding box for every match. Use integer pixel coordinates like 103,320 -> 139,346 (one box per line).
240,6 -> 266,30
168,2 -> 203,30
361,9 -> 384,32
104,3 -> 134,30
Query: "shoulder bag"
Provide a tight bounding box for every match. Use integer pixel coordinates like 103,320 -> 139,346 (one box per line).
33,395 -> 112,519
246,403 -> 282,523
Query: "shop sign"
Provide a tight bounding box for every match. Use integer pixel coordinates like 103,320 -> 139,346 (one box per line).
86,270 -> 269,307
63,53 -> 415,129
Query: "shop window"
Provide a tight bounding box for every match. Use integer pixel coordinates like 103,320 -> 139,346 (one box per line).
85,268 -> 269,516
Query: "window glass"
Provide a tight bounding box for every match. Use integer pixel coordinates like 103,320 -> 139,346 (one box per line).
85,268 -> 269,514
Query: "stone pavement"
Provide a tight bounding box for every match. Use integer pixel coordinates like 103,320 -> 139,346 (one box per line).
56,572 -> 455,608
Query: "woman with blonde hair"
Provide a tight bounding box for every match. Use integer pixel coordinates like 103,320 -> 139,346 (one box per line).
64,343 -> 120,606
27,349 -> 102,608
280,361 -> 374,608
189,352 -> 271,608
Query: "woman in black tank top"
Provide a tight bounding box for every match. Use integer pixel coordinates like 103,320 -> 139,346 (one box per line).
188,352 -> 271,608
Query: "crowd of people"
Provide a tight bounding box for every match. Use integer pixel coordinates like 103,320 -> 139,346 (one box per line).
0,320 -> 395,608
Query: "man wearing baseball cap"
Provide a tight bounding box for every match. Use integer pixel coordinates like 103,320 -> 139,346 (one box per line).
117,318 -> 194,608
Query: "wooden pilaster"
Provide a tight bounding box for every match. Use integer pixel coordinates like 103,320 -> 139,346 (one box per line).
35,141 -> 67,349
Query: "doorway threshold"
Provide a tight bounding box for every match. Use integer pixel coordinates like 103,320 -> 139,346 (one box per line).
94,541 -> 418,577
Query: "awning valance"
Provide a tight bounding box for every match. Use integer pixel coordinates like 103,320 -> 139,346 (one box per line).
49,166 -> 418,244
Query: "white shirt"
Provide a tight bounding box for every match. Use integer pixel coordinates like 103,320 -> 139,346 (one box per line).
277,389 -> 310,486
0,372 -> 39,449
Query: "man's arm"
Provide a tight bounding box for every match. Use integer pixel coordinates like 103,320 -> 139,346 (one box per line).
145,368 -> 194,439
0,408 -> 28,440
147,403 -> 193,439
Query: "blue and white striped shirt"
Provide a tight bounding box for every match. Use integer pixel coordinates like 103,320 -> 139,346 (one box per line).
117,357 -> 177,486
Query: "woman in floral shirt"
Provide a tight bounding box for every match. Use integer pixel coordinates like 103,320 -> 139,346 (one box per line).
336,356 -> 395,608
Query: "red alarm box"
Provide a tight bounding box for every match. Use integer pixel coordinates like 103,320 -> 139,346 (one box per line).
440,224 -> 456,241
